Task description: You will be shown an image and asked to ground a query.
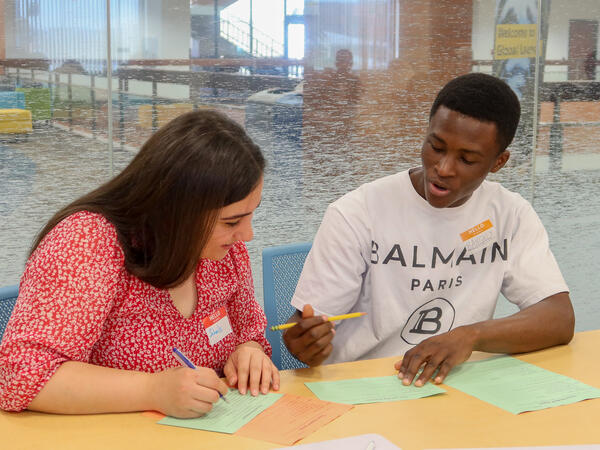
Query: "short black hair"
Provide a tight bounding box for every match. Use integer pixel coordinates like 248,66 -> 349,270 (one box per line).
429,73 -> 521,152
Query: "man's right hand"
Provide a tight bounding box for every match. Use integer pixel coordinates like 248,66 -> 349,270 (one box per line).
282,304 -> 335,366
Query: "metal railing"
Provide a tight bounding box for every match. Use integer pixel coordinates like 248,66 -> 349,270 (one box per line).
220,17 -> 284,58
0,59 -> 300,147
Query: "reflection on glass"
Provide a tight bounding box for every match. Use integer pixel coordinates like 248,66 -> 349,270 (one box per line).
0,0 -> 599,334
286,0 -> 304,16
221,0 -> 284,58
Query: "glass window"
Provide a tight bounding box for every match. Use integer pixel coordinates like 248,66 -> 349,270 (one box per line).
286,0 -> 304,16
288,23 -> 304,59
1,0 -> 598,332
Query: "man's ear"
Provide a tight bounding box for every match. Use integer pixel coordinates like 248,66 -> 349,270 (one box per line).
490,150 -> 510,173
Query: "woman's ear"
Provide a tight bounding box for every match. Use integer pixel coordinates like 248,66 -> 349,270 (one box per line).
490,150 -> 510,173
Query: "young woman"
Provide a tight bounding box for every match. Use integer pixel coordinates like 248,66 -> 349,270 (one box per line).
0,110 -> 279,418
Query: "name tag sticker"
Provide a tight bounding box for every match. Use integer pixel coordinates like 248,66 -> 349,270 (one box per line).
202,306 -> 233,346
460,219 -> 495,253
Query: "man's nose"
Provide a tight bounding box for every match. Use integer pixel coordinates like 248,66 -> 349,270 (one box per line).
436,155 -> 456,177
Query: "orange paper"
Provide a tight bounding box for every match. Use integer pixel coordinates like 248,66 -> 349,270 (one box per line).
235,394 -> 353,445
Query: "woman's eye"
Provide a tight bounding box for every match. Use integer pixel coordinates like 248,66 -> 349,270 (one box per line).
225,221 -> 240,227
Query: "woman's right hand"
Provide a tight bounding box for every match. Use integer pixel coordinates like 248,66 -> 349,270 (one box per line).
283,304 -> 335,367
148,366 -> 229,418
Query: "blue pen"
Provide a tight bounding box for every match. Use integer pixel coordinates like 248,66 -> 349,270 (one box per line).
172,347 -> 228,403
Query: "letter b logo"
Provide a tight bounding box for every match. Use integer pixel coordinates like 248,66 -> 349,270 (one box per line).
409,307 -> 442,334
401,298 -> 455,345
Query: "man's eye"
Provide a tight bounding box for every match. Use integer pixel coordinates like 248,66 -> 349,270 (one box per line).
461,157 -> 475,165
430,143 -> 443,152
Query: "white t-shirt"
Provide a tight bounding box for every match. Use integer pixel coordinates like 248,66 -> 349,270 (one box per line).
291,169 -> 568,364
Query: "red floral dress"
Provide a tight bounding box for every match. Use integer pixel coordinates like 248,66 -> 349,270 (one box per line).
0,211 -> 270,411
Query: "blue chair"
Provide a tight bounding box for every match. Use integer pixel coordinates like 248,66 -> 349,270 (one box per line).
0,284 -> 18,340
262,242 -> 312,370
0,91 -> 26,109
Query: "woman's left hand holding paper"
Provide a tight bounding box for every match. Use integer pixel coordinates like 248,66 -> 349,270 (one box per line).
223,341 -> 280,396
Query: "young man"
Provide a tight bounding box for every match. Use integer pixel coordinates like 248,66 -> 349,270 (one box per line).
283,73 -> 574,387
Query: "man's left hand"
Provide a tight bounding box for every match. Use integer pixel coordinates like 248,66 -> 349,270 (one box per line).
394,326 -> 476,386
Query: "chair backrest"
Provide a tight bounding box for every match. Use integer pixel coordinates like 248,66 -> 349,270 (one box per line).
0,91 -> 25,109
0,284 -> 18,340
262,242 -> 312,370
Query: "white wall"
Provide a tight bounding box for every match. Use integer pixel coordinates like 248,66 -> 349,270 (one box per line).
4,0 -> 191,62
141,0 -> 190,60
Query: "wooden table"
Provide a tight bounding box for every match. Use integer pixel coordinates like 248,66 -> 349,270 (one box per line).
2,330 -> 599,450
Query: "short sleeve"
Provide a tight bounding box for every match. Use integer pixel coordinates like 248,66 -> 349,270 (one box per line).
501,202 -> 569,309
226,242 -> 271,356
0,212 -> 126,411
291,195 -> 370,317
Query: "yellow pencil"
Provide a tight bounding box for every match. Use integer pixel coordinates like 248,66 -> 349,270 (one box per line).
269,312 -> 367,331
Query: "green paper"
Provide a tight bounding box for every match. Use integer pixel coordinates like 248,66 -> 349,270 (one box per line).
158,390 -> 283,433
305,375 -> 446,404
444,355 -> 600,414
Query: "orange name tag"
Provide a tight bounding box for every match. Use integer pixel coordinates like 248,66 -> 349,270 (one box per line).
460,219 -> 493,241
460,219 -> 495,252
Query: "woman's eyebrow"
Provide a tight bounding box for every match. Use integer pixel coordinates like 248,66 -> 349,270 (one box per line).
221,200 -> 262,220
221,212 -> 252,220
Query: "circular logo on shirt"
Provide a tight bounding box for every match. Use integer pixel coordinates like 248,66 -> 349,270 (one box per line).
401,297 -> 455,345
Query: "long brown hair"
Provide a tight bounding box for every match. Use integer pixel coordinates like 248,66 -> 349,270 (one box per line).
31,109 -> 265,288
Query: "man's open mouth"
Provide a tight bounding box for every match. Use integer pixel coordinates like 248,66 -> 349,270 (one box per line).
429,180 -> 450,194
